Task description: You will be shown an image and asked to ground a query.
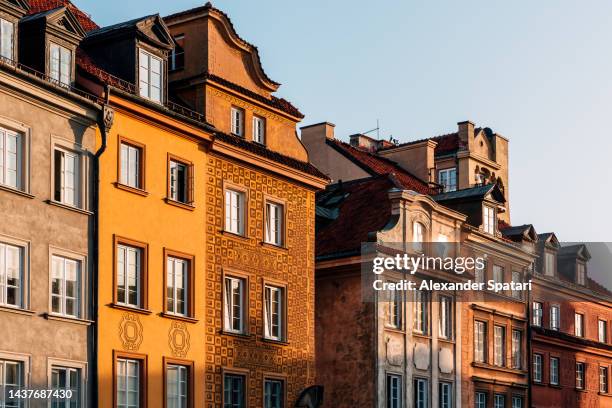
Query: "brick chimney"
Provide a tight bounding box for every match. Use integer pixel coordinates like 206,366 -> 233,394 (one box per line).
458,120 -> 475,150
349,134 -> 380,152
377,140 -> 437,183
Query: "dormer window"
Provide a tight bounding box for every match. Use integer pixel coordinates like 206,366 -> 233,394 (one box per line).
438,168 -> 457,192
576,262 -> 586,286
544,252 -> 555,277
231,107 -> 244,137
169,34 -> 185,71
483,205 -> 495,234
50,43 -> 72,86
138,49 -> 163,103
0,18 -> 14,60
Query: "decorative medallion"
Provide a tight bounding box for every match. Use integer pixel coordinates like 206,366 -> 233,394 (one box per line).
118,313 -> 143,351
169,321 -> 191,358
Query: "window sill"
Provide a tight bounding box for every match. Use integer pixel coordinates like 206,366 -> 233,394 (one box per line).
160,312 -> 198,323
221,230 -> 249,240
220,330 -> 253,339
384,325 -> 404,334
261,337 -> 289,346
0,184 -> 34,199
261,242 -> 287,251
0,305 -> 35,316
108,303 -> 152,315
438,337 -> 456,345
43,313 -> 94,326
114,182 -> 148,197
46,200 -> 93,215
598,392 -> 611,397
532,381 -> 546,386
471,362 -> 527,375
164,198 -> 195,211
412,332 -> 431,340
549,384 -> 562,389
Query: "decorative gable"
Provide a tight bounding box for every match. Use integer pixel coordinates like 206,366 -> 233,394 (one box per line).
46,7 -> 86,38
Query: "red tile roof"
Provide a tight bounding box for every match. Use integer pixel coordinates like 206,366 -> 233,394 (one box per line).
326,139 -> 439,195
378,132 -> 465,156
27,0 -> 99,32
317,175 -> 396,258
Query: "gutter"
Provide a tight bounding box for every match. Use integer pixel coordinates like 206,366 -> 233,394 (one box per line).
91,85 -> 111,408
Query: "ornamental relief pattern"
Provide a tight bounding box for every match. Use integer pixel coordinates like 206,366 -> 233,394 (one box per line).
118,313 -> 143,351
168,321 -> 191,358
207,87 -> 293,125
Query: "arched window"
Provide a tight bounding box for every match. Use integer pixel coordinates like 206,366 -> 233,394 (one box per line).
413,222 -> 425,252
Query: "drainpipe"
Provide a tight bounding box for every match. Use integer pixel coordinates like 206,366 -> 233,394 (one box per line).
92,85 -> 111,408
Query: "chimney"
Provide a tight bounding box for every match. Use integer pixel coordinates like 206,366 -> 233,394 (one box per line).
300,122 -> 335,141
377,140 -> 437,183
458,120 -> 475,150
349,134 -> 380,152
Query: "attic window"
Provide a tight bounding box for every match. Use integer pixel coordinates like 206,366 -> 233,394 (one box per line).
138,49 -> 163,103
576,263 -> 586,286
483,205 -> 495,234
50,43 -> 72,86
0,18 -> 14,60
169,35 -> 185,71
438,168 -> 457,192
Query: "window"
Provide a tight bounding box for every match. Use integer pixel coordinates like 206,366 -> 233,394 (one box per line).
550,306 -> 560,331
577,263 -> 586,286
474,320 -> 487,363
166,364 -> 188,408
512,396 -> 523,408
119,140 -> 144,190
265,201 -> 284,246
0,18 -> 13,60
0,127 -> 22,190
511,329 -> 522,369
0,242 -> 23,308
264,284 -> 284,341
223,374 -> 245,408
414,291 -> 429,334
413,378 -> 428,408
50,43 -> 72,86
386,374 -> 401,408
253,116 -> 265,144
474,259 -> 486,284
231,107 -> 244,137
494,394 -> 505,408
116,358 -> 142,408
532,302 -> 543,327
169,34 -> 185,71
576,362 -> 585,389
475,392 -> 486,408
439,296 -> 453,339
599,320 -> 607,343
493,265 -> 504,284
166,255 -> 191,317
412,222 -> 424,252
116,241 -> 147,309
169,158 -> 192,204
51,255 -> 80,317
264,379 -> 284,408
51,366 -> 80,407
511,271 -> 521,299
494,325 -> 505,367
600,367 -> 608,393
438,168 -> 457,192
533,354 -> 542,383
388,288 -> 401,329
575,313 -> 584,337
53,148 -> 80,207
138,49 -> 163,103
223,276 -> 245,334
439,382 -> 452,408
550,357 -> 559,385
483,205 -> 495,234
0,360 -> 23,407
544,252 -> 554,276
225,189 -> 245,236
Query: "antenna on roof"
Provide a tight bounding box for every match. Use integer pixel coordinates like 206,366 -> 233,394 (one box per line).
362,119 -> 380,139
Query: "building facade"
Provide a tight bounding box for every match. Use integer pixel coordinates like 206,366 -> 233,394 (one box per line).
0,0 -> 100,406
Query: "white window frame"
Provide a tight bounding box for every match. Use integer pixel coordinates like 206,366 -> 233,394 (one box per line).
116,358 -> 140,408
265,201 -> 284,247
169,159 -> 189,204
439,382 -> 452,408
600,366 -> 609,394
550,357 -> 559,385
224,189 -> 245,236
0,18 -> 14,60
533,354 -> 542,383
474,259 -> 486,284
50,255 -> 80,318
474,320 -> 487,363
511,329 -> 522,369
386,374 -> 401,408
412,222 -> 424,252
252,115 -> 265,144
483,205 -> 495,234
550,305 -> 560,331
0,126 -> 23,190
223,276 -> 245,334
493,265 -> 504,284
532,302 -> 543,327
494,394 -> 505,408
475,392 -> 486,408
53,146 -> 80,207
511,271 -> 522,299
116,244 -> 141,308
575,313 -> 584,337
120,141 -> 142,189
512,396 -> 523,408
223,373 -> 245,407
166,256 -> 188,316
494,325 -> 505,367
414,378 -> 428,408
264,378 -> 283,408
599,319 -> 607,343
50,42 -> 72,86
166,364 -> 188,408
544,252 -> 555,276
439,295 -> 453,340
577,263 -> 586,286
47,358 -> 87,408
413,291 -> 429,334
576,362 -> 585,389
0,357 -> 25,407
0,241 -> 24,309
231,107 -> 244,137
138,48 -> 163,103
387,286 -> 402,329
51,365 -> 82,407
438,167 -> 457,192
264,284 -> 284,341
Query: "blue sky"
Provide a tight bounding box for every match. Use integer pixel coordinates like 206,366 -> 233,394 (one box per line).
77,0 -> 612,242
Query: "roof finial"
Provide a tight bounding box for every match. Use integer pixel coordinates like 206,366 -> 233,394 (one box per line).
205,1 -> 213,7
